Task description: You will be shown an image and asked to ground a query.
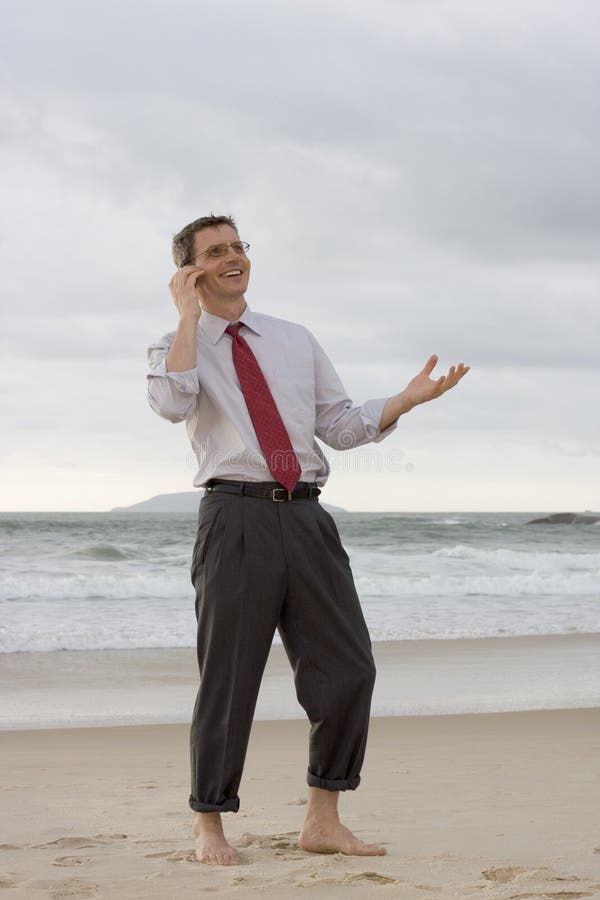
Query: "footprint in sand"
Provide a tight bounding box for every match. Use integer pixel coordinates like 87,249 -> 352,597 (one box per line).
33,838 -> 100,851
507,893 -> 595,899
287,797 -> 307,805
92,833 -> 128,841
236,831 -> 300,852
481,864 -> 596,898
47,877 -> 97,898
290,870 -> 398,888
52,856 -> 91,867
343,871 -> 397,885
482,865 -> 528,883
32,834 -> 127,850
143,849 -> 196,863
133,838 -> 181,845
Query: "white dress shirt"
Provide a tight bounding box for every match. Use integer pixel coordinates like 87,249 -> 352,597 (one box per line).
146,306 -> 397,486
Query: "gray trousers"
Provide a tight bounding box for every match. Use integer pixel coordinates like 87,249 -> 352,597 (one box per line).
188,485 -> 376,813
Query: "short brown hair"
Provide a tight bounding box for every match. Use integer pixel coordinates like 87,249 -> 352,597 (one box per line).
171,214 -> 238,267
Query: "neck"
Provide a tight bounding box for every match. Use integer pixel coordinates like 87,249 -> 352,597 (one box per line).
201,297 -> 247,322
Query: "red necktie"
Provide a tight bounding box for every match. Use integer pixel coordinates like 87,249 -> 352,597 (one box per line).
225,323 -> 302,493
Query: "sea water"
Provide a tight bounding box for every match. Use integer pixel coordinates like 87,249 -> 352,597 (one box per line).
1,511 -> 598,654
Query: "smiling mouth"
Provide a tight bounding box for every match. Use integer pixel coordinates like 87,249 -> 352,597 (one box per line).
221,269 -> 243,278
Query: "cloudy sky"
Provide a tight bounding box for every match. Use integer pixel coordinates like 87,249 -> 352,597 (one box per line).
2,0 -> 598,512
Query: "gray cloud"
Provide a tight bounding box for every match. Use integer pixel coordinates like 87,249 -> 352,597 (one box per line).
2,0 -> 599,508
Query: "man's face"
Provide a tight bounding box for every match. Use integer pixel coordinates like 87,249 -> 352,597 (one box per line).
190,225 -> 251,303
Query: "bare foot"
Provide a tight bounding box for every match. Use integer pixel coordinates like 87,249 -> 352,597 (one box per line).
192,812 -> 241,866
298,819 -> 386,856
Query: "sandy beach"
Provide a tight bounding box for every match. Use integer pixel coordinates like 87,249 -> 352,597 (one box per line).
2,637 -> 600,897
2,707 -> 600,897
3,634 -> 600,729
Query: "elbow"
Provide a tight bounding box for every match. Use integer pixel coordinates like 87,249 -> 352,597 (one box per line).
163,410 -> 190,424
147,394 -> 192,424
319,428 -> 361,451
319,421 -> 380,451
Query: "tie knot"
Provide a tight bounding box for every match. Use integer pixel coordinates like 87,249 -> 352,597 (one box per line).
225,323 -> 243,337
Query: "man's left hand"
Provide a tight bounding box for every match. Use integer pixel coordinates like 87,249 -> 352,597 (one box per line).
378,355 -> 470,431
403,354 -> 470,408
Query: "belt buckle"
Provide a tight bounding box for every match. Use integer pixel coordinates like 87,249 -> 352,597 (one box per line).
272,488 -> 292,502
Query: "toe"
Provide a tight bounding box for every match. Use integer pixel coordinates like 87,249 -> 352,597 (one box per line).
353,840 -> 386,856
370,844 -> 387,856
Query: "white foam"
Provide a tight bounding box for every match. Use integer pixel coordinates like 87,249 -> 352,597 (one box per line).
2,514 -> 599,653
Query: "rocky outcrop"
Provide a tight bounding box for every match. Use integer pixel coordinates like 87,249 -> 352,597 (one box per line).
527,512 -> 600,525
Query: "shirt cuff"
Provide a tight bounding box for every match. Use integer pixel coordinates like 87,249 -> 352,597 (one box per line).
146,357 -> 200,394
361,397 -> 399,443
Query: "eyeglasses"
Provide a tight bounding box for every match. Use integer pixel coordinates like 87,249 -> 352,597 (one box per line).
184,241 -> 250,265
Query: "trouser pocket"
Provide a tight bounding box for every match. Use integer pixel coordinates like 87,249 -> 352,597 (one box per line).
190,498 -> 222,587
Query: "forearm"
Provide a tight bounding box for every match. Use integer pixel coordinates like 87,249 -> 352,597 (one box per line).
146,326 -> 200,423
379,391 -> 415,431
166,316 -> 198,372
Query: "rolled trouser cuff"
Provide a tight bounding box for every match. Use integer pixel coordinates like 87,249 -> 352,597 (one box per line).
189,794 -> 240,813
306,770 -> 361,791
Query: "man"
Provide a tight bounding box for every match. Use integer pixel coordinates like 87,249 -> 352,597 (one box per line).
146,214 -> 469,866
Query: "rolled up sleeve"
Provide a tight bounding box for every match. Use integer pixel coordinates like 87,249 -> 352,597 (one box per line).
146,332 -> 200,423
310,333 -> 398,449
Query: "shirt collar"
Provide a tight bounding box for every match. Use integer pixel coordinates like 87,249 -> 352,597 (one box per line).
199,306 -> 262,345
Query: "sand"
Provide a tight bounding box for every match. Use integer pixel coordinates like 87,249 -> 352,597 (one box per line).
2,708 -> 600,898
3,634 -> 600,728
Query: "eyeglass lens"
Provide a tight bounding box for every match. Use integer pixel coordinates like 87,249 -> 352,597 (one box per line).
206,242 -> 248,258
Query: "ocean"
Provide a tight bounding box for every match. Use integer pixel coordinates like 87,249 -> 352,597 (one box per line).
1,510 -> 599,654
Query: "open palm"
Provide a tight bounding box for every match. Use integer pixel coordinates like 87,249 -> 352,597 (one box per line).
403,354 -> 470,407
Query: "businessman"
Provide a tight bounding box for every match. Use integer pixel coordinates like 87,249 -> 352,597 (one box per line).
146,214 -> 469,865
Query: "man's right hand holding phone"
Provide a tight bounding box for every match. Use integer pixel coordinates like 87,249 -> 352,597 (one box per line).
165,267 -> 204,372
168,266 -> 205,324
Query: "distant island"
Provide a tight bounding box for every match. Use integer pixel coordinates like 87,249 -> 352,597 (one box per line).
527,511 -> 600,525
111,491 -> 346,514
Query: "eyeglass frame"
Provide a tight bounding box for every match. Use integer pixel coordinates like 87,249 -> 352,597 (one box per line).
182,241 -> 250,266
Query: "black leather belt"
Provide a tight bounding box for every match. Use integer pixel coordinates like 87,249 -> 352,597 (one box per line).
204,480 -> 321,502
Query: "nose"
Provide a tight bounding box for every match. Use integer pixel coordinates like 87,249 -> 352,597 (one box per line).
224,244 -> 241,262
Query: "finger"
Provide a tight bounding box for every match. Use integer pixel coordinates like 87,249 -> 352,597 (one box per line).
170,266 -> 202,288
454,364 -> 470,380
181,266 -> 205,280
421,354 -> 438,376
442,364 -> 470,391
170,271 -> 185,293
